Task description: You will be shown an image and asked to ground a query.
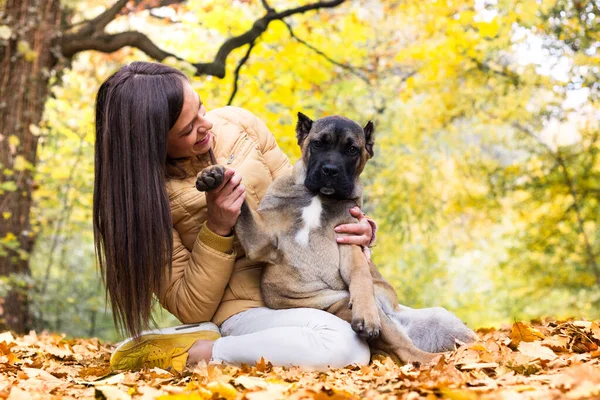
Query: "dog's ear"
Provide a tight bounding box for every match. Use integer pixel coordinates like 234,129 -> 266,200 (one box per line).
296,112 -> 313,147
364,121 -> 375,158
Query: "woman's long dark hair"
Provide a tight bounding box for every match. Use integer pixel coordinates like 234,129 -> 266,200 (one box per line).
93,62 -> 186,337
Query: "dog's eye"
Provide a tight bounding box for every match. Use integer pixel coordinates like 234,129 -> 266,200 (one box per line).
312,140 -> 323,148
347,146 -> 359,155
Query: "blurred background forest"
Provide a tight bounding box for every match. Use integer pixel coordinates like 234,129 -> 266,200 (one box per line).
0,0 -> 598,341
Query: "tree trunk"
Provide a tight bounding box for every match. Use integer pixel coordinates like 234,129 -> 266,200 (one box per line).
0,0 -> 62,333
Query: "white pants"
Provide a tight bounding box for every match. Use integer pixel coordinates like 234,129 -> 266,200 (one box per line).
211,307 -> 370,370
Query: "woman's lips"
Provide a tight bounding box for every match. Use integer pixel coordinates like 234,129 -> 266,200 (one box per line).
195,131 -> 211,146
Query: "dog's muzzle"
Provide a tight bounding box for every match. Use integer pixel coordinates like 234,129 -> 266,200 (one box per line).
306,162 -> 353,198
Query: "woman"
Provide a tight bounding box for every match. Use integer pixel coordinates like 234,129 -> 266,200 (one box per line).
94,61 -> 376,371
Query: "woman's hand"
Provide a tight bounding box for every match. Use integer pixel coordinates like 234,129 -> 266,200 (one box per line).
205,168 -> 246,236
334,206 -> 374,247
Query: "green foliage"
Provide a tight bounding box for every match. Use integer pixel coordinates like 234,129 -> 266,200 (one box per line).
25,0 -> 600,340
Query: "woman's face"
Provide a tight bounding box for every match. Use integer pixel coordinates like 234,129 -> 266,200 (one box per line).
167,81 -> 213,159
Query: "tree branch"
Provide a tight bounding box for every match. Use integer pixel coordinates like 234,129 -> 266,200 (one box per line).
60,31 -> 179,60
61,0 -> 348,80
282,20 -> 370,84
74,0 -> 129,38
260,0 -> 275,14
513,122 -> 600,284
191,0 -> 346,78
129,0 -> 186,12
472,57 -> 520,85
66,0 -> 185,33
228,41 -> 256,106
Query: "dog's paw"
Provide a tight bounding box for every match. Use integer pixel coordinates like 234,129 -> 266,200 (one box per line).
196,165 -> 226,192
351,313 -> 381,341
394,307 -> 478,353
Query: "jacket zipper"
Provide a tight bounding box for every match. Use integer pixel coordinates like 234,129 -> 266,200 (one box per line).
226,133 -> 248,165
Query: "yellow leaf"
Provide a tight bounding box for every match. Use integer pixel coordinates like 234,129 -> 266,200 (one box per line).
1,232 -> 17,243
509,322 -> 544,348
2,212 -> 11,219
13,155 -> 27,171
7,135 -> 19,147
205,381 -> 238,400
157,393 -> 207,400
477,20 -> 500,38
17,40 -> 37,62
439,388 -> 479,400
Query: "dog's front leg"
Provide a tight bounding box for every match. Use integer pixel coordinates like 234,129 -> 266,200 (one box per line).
339,243 -> 381,340
235,201 -> 276,262
196,165 -> 276,262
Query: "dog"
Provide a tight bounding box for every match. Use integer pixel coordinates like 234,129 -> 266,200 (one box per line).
196,113 -> 477,363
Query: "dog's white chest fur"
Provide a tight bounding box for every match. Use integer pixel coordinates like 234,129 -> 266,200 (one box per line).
295,197 -> 322,246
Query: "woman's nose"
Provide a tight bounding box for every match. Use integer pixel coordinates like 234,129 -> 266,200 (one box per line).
200,116 -> 213,130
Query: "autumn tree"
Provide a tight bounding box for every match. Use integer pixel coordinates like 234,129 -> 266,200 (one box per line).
0,0 -> 349,333
2,0 -> 599,339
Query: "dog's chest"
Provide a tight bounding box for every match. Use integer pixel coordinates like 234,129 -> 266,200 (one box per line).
294,197 -> 324,246
271,195 -> 352,287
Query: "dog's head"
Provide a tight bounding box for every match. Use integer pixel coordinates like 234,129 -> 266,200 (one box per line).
296,112 -> 374,199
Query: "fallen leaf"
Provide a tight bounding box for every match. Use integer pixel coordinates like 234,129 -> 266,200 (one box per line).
22,367 -> 62,381
542,335 -> 570,352
510,322 -> 545,348
457,362 -> 499,370
439,388 -> 479,400
95,386 -> 132,400
233,375 -> 268,390
79,371 -> 125,386
0,332 -> 15,344
590,322 -> 600,342
567,380 -> 600,399
573,321 -> 592,329
518,341 -> 558,361
44,344 -> 73,359
7,387 -> 30,400
206,381 -> 238,400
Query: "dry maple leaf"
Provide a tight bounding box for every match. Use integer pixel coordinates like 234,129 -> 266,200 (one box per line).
509,322 -> 545,349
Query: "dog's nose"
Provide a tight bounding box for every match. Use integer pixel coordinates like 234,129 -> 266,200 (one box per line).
321,164 -> 339,177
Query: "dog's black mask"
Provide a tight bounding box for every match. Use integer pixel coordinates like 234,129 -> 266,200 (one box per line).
296,113 -> 374,200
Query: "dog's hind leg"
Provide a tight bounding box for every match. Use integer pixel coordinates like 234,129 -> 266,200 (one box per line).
327,297 -> 438,365
389,307 -> 479,353
368,262 -> 478,353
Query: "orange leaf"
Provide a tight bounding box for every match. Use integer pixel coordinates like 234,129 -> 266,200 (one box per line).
509,322 -> 544,348
256,357 -> 266,372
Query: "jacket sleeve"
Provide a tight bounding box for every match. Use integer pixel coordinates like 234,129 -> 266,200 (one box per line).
158,224 -> 236,323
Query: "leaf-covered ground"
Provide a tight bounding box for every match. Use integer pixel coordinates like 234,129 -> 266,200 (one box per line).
1,319 -> 599,399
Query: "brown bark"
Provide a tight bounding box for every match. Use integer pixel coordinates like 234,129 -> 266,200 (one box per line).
0,0 -> 62,333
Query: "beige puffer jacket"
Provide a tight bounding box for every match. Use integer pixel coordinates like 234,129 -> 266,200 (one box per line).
158,106 -> 292,326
